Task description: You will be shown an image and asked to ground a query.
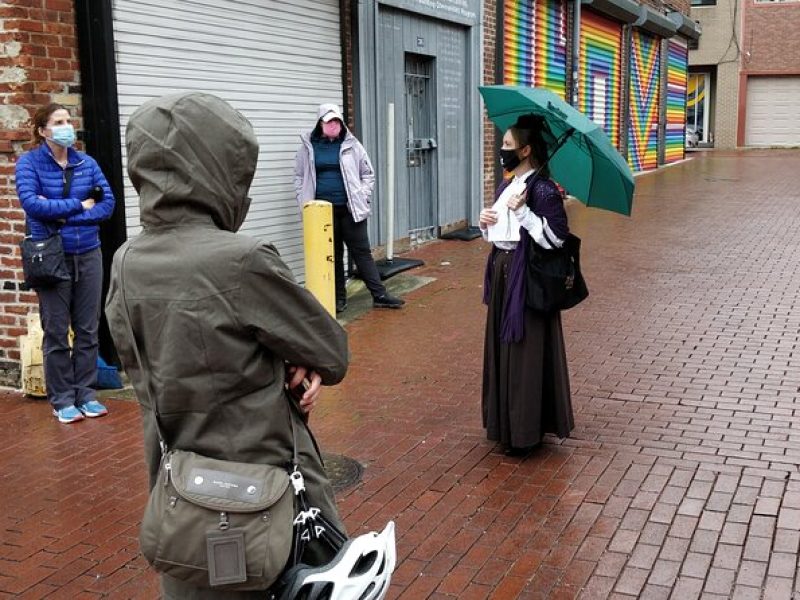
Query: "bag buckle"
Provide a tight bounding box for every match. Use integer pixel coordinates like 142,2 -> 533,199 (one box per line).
289,467 -> 306,495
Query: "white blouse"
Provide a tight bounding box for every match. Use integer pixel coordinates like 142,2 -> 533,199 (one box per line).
482,170 -> 565,251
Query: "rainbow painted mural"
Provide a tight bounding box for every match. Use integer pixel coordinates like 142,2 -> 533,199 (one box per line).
504,0 -> 568,99
664,39 -> 688,164
628,30 -> 660,171
578,10 -> 623,148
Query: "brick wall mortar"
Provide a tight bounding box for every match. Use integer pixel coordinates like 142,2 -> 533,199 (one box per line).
742,0 -> 800,73
0,0 -> 81,382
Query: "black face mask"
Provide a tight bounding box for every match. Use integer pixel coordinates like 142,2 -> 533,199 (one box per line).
499,148 -> 522,172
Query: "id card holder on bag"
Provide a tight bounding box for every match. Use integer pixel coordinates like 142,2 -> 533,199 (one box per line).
207,528 -> 247,586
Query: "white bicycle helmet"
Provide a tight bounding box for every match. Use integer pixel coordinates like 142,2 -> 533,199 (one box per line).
276,521 -> 396,600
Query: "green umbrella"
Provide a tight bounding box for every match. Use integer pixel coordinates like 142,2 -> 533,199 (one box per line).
479,85 -> 635,216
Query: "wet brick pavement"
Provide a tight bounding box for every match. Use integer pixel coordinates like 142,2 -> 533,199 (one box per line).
2,149 -> 800,599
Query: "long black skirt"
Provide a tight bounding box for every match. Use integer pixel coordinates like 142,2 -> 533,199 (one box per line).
482,250 -> 574,449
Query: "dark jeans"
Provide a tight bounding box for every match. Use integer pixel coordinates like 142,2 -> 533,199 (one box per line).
332,205 -> 386,304
37,248 -> 102,410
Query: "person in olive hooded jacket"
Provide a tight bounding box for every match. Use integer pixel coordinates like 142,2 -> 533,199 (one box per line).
105,92 -> 349,600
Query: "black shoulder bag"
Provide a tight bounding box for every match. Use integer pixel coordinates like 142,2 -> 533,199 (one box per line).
525,228 -> 589,313
19,168 -> 73,289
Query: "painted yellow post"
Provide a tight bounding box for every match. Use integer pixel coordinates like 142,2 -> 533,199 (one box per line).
302,200 -> 335,316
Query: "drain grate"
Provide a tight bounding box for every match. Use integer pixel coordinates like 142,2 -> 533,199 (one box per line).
322,453 -> 364,492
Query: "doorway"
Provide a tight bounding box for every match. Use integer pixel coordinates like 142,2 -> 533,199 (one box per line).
686,72 -> 711,147
404,53 -> 438,245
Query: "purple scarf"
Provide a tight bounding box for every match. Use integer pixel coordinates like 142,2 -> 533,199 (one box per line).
482,174 -> 568,343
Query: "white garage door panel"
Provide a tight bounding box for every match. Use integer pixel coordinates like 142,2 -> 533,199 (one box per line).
745,77 -> 800,147
113,0 -> 343,278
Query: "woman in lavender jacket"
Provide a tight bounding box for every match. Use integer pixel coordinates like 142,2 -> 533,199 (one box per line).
478,116 -> 574,455
294,104 -> 404,313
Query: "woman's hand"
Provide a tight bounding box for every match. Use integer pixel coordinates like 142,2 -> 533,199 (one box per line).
81,198 -> 95,210
479,208 -> 498,230
286,364 -> 323,415
506,193 -> 526,211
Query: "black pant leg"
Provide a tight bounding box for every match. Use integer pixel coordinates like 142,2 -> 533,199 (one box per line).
339,210 -> 386,299
70,248 -> 102,406
37,278 -> 75,410
332,206 -> 347,305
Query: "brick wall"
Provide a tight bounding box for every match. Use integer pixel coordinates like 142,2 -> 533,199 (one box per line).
641,0 -> 692,15
743,0 -> 800,73
482,0 -> 497,206
689,0 -> 742,149
0,0 -> 81,384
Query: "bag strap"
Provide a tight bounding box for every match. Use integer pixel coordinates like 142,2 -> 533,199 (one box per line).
24,166 -> 75,237
62,166 -> 75,198
116,243 -> 298,464
541,226 -> 558,250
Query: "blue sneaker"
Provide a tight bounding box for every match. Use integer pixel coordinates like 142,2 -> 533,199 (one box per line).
77,400 -> 108,418
53,406 -> 84,424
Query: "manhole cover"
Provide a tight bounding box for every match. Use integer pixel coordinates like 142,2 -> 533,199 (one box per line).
322,453 -> 363,492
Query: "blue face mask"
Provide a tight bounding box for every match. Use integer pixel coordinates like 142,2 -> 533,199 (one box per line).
49,124 -> 76,148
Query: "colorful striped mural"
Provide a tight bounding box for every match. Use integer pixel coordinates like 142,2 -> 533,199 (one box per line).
664,38 -> 688,164
504,0 -> 568,99
578,10 -> 623,148
628,30 -> 661,171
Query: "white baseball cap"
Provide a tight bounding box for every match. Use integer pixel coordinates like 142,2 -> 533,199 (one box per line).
318,103 -> 344,123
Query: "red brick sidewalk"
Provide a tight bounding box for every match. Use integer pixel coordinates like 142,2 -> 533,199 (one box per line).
2,150 -> 800,599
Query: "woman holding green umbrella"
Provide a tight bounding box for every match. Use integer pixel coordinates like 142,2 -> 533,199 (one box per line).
479,115 -> 574,455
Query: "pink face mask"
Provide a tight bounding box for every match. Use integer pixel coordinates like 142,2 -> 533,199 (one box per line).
322,120 -> 342,139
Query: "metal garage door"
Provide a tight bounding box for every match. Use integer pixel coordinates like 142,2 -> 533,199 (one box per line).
745,77 -> 800,147
628,29 -> 661,171
579,9 -> 623,148
112,0 -> 343,276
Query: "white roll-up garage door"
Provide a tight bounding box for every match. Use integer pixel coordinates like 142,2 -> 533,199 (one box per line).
745,76 -> 800,147
112,0 -> 343,276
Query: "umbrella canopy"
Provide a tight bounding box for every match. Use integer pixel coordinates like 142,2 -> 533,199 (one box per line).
479,85 -> 635,216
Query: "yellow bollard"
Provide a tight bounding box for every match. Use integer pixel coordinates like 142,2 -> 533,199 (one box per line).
20,312 -> 46,397
302,200 -> 335,316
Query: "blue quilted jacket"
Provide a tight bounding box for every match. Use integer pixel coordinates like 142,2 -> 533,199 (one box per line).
16,143 -> 116,255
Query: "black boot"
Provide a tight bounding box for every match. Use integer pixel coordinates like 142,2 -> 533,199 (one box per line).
373,293 -> 405,309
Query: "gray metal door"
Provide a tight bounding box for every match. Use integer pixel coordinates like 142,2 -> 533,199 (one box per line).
405,53 -> 438,245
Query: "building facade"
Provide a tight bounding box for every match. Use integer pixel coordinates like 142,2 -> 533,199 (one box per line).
690,0 -> 800,148
1,0 -> 695,383
482,0 -> 697,197
0,0 -> 83,383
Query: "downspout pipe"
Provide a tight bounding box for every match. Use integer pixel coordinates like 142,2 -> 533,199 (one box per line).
571,0 -> 581,107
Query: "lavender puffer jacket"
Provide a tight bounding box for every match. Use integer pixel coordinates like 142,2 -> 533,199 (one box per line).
294,129 -> 375,223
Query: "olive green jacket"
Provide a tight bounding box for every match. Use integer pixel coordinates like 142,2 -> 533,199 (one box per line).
105,93 -> 348,598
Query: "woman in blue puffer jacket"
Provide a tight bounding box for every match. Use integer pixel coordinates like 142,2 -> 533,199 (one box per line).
16,103 -> 116,424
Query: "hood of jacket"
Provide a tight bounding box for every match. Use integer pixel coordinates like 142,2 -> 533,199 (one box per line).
126,92 -> 259,231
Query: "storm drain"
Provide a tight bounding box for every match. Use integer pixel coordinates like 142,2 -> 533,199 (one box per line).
322,453 -> 364,492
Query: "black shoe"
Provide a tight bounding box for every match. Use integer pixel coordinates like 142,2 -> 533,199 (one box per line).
336,300 -> 347,314
373,294 -> 405,309
502,444 -> 540,457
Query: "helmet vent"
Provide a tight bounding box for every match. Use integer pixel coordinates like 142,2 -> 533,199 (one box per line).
349,551 -> 377,577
